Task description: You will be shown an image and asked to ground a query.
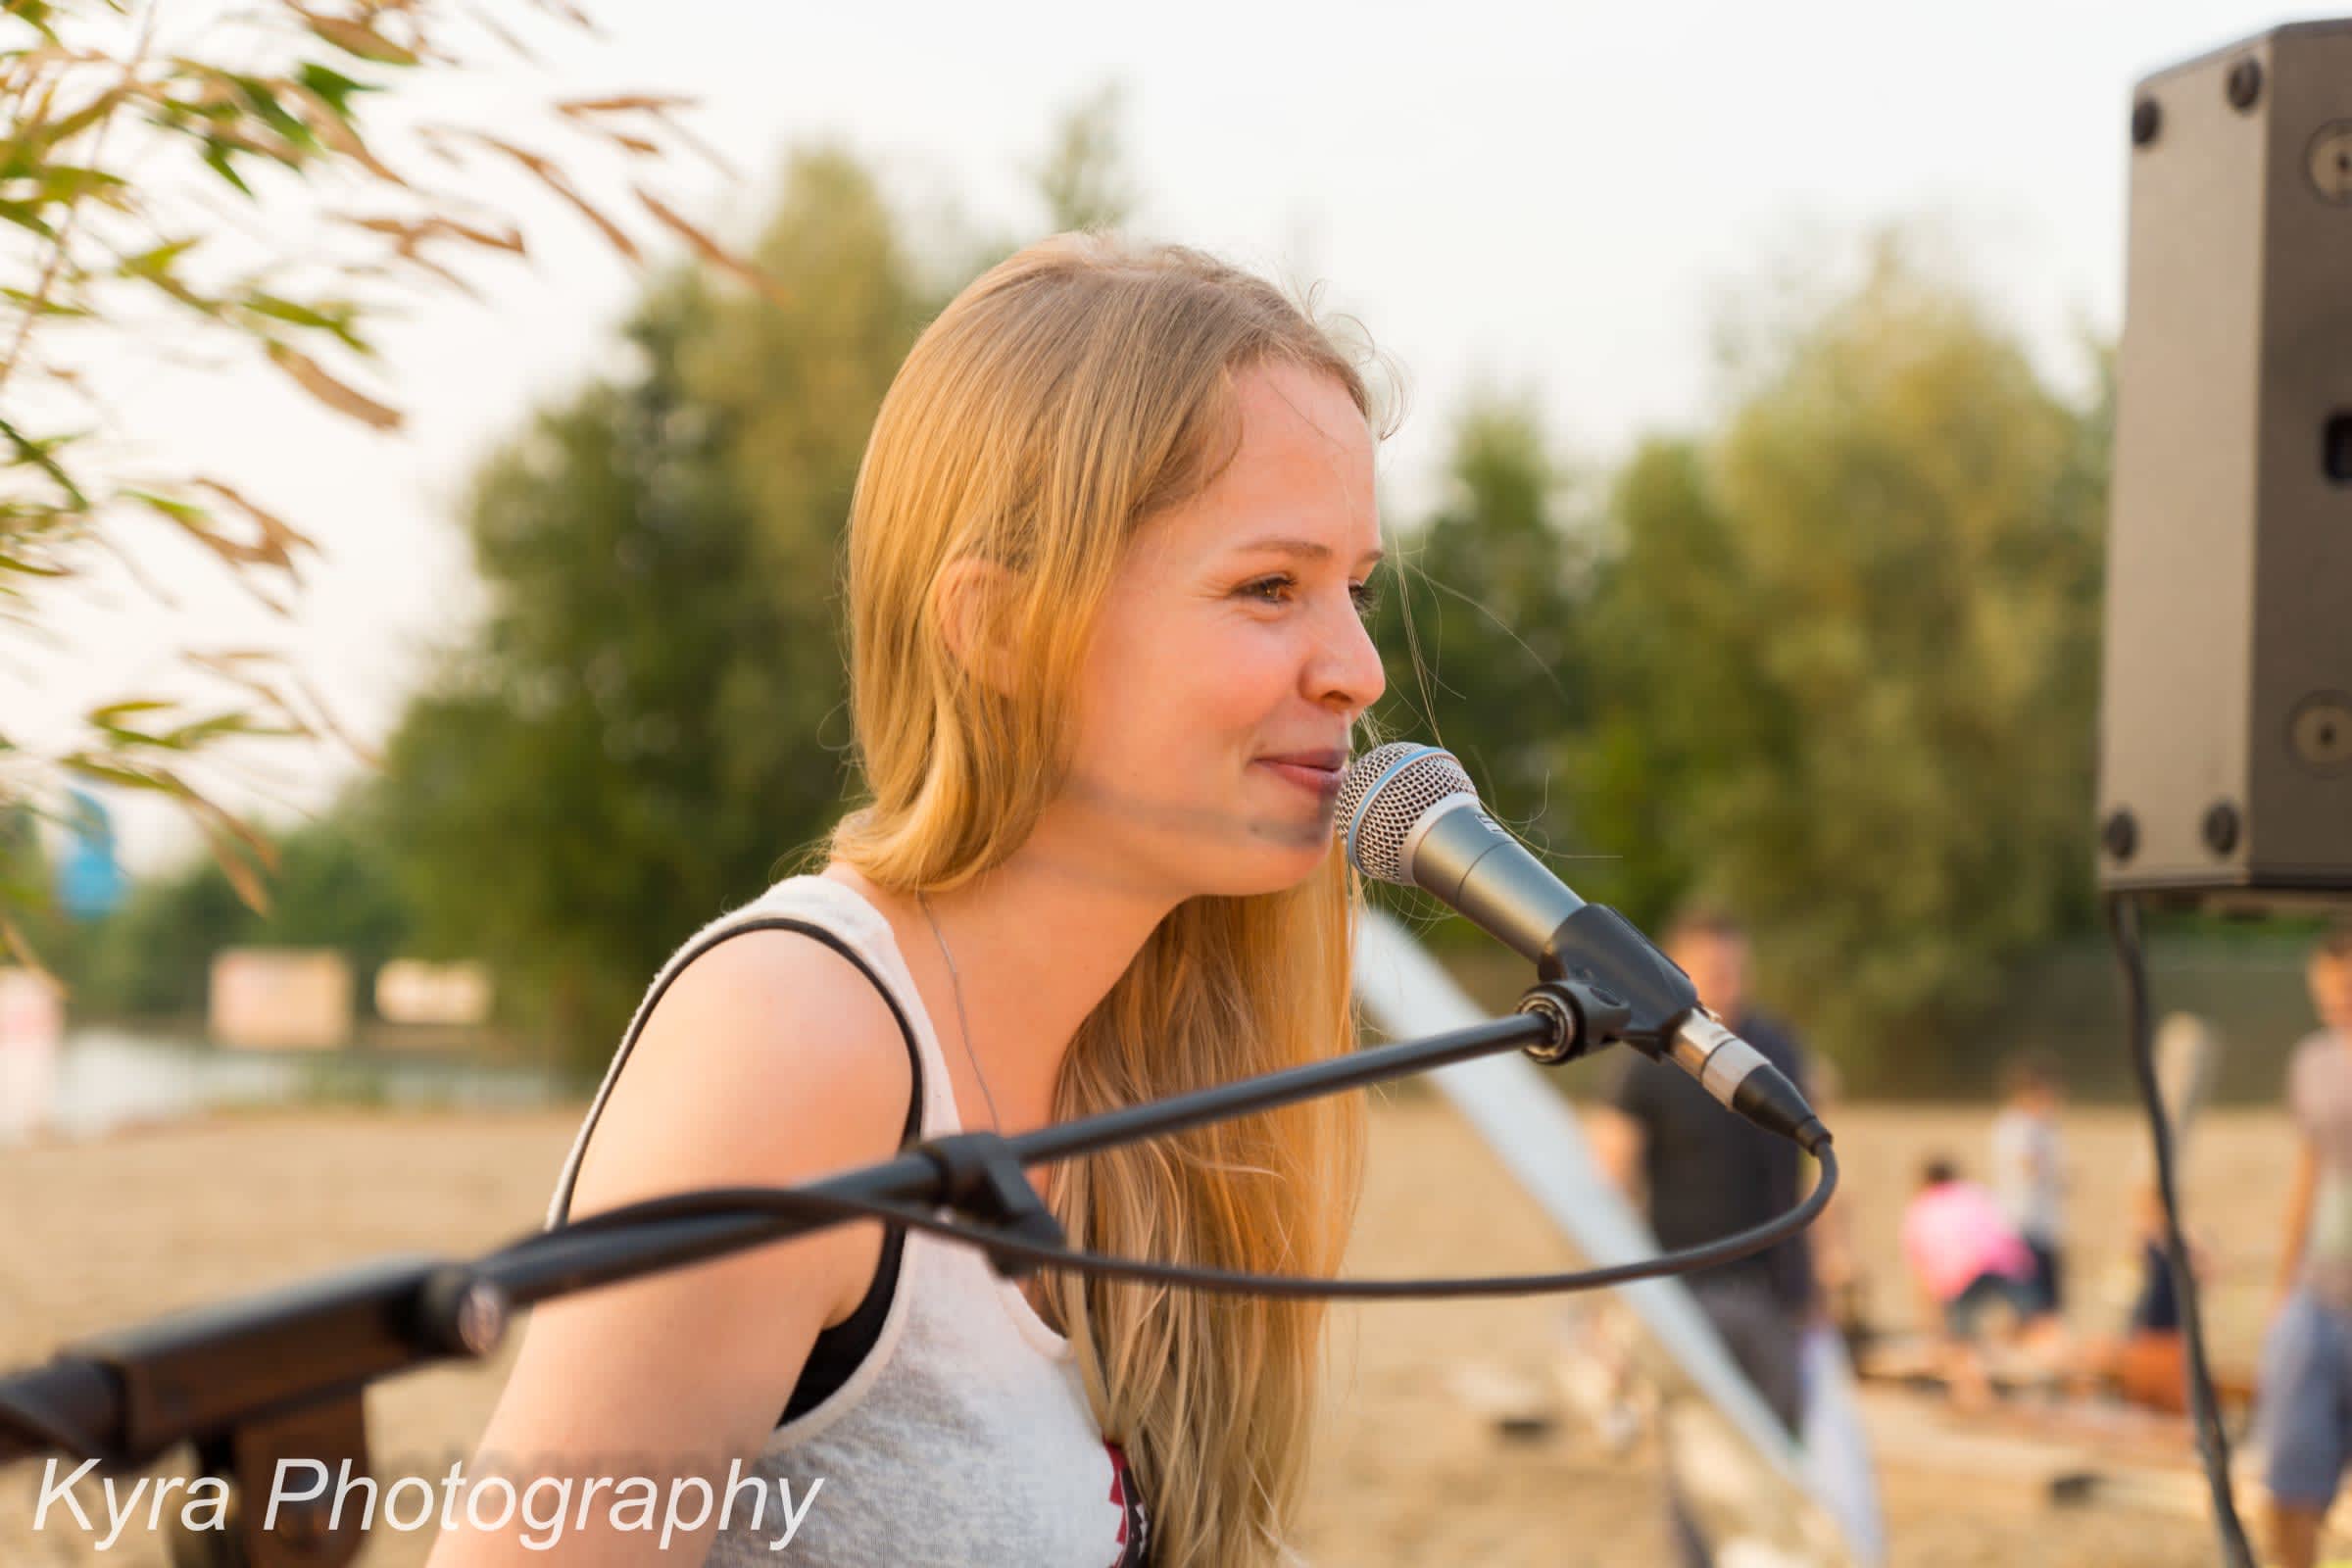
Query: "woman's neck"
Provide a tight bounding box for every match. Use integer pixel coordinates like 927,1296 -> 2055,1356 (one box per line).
820,838 -> 1179,1137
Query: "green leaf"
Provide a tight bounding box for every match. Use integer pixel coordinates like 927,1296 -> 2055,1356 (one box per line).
31,164 -> 128,205
122,488 -> 210,523
0,417 -> 90,510
0,285 -> 92,318
225,74 -> 318,154
163,711 -> 288,748
241,290 -> 367,354
57,759 -> 171,794
295,62 -> 378,117
16,86 -> 124,156
200,136 -> 255,199
0,200 -> 57,239
115,236 -> 202,280
6,1 -> 61,45
84,699 -> 174,724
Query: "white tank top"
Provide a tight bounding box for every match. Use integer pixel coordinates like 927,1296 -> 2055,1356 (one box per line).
545,873 -> 1152,1565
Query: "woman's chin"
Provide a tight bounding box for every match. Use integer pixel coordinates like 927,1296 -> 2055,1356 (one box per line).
1190,834 -> 1338,901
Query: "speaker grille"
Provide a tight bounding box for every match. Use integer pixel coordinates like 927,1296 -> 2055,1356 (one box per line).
1336,743 -> 1475,884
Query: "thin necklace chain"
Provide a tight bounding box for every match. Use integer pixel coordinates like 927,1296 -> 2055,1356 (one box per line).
915,887 -> 1004,1134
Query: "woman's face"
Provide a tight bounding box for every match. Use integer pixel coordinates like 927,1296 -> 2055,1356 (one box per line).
1052,358 -> 1388,902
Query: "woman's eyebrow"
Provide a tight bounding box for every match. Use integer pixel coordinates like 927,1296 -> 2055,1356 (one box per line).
1231,535 -> 1386,567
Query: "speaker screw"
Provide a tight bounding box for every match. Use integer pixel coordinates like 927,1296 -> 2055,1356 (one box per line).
2227,58 -> 2263,113
2102,809 -> 2138,861
2132,97 -> 2161,146
2201,801 -> 2241,857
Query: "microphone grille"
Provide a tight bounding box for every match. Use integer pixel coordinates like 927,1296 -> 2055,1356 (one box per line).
1334,742 -> 1477,884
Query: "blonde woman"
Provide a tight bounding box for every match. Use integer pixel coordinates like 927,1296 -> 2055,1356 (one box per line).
428,233 -> 1395,1568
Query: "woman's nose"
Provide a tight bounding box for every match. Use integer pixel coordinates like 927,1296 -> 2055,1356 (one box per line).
1311,594 -> 1386,713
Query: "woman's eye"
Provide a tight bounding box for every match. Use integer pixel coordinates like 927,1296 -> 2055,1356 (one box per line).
1237,573 -> 1383,615
1241,574 -> 1294,603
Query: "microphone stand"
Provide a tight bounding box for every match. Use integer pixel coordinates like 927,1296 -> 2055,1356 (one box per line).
0,977 -> 1635,1568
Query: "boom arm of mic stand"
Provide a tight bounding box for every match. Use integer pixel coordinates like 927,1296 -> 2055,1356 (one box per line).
0,1005 -> 1579,1564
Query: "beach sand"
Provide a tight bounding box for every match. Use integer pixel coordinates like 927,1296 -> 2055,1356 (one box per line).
0,1095 -> 2293,1564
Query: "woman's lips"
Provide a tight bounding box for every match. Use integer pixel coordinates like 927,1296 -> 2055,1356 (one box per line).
1256,759 -> 1343,795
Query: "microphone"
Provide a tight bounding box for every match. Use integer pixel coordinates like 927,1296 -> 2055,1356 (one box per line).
1335,742 -> 1827,1152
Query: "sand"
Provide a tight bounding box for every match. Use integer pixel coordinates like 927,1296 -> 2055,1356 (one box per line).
0,1095 -> 2299,1564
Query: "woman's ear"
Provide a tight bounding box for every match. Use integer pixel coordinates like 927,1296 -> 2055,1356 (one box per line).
934,556 -> 1020,694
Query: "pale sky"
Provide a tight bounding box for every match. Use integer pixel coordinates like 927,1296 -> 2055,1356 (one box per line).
9,0 -> 2322,876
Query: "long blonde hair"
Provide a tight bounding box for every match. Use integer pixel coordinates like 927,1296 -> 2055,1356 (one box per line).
803,232 -> 1392,1565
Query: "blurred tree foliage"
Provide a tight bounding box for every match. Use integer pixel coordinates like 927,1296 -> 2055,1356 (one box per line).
1362,392 -> 1592,946
1029,82 -> 1138,232
1360,229 -> 2108,1074
1575,231 -> 2111,1070
368,150 -> 937,1064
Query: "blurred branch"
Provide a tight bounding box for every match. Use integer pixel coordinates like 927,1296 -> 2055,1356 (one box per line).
0,2 -> 161,396
0,0 -> 788,981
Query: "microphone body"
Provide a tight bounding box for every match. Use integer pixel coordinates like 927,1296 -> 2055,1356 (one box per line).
1405,796 -> 1585,958
1338,743 -> 1826,1151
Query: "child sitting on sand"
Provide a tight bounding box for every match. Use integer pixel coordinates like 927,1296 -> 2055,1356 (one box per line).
1900,1155 -> 2060,1407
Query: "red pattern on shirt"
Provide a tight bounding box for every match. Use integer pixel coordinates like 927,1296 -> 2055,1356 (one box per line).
1105,1440 -> 1152,1566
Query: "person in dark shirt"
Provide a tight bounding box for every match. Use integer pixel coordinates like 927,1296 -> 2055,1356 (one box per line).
1588,902 -> 1840,1568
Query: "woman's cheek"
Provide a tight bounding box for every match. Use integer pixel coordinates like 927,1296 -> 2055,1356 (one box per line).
1138,612 -> 1297,740
1204,640 -> 1303,724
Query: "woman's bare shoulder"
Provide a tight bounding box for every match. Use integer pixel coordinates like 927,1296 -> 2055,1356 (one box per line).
566,927 -> 917,1303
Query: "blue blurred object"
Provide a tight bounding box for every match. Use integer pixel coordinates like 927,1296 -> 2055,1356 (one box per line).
55,786 -> 125,921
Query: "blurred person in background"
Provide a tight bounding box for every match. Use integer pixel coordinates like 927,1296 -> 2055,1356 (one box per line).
1589,904 -> 1839,1568
1987,1051 -> 2068,1324
2254,923 -> 2352,1568
1898,1155 -> 2052,1409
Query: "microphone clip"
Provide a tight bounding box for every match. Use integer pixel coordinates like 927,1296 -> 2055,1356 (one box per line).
1513,977 -> 1634,1065
1534,903 -> 1701,1058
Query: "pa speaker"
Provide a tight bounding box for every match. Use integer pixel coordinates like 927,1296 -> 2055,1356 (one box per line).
2097,20 -> 2352,904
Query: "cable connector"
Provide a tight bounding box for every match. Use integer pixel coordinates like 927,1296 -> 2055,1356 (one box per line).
1667,1008 -> 1830,1153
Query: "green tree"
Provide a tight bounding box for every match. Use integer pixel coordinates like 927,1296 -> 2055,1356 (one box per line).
1578,228 -> 2109,1074
1373,392 -> 1590,832
374,150 -> 934,1069
1366,393 -> 1593,942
